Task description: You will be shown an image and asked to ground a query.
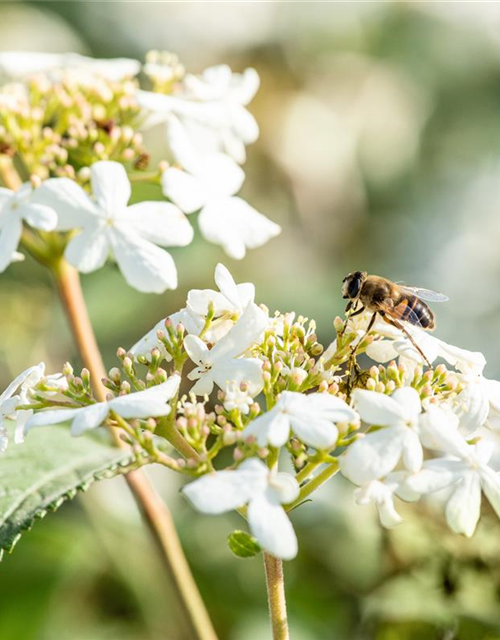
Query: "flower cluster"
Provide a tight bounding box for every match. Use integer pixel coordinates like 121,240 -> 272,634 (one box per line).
0,50 -> 280,290
6,264 -> 500,560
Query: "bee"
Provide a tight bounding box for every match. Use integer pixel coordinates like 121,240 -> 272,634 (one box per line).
341,271 -> 449,365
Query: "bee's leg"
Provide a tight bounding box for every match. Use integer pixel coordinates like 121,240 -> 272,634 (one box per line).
384,317 -> 432,367
349,305 -> 365,319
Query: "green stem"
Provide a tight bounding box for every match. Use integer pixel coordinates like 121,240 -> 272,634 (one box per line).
287,461 -> 339,511
263,553 -> 290,640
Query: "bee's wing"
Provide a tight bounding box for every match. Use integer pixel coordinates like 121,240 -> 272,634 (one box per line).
374,299 -> 428,329
399,286 -> 449,302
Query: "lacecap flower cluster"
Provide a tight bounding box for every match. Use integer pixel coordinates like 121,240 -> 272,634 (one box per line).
4,264 -> 500,560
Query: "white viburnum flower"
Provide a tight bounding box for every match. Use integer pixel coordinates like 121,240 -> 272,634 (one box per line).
184,302 -> 267,396
187,263 -> 255,342
242,391 -> 358,449
0,362 -> 46,450
407,430 -> 500,537
223,382 -> 254,415
25,375 -> 180,437
0,51 -> 140,82
354,472 -> 421,528
34,161 -> 193,293
182,458 -> 299,560
0,183 -> 57,272
161,118 -> 280,260
138,64 -> 260,164
129,309 -> 204,362
340,387 -> 425,485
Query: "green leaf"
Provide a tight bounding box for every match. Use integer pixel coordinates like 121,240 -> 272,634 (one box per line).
227,530 -> 261,558
0,426 -> 136,557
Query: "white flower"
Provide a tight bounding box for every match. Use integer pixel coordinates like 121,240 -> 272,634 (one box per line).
340,387 -> 425,484
184,302 -> 267,396
0,51 -> 140,82
161,118 -> 280,260
223,382 -> 254,415
187,263 -> 255,342
138,64 -> 260,164
242,391 -> 358,449
354,472 -> 420,528
0,362 -> 46,450
182,458 -> 299,560
26,375 -> 180,437
407,435 -> 500,537
129,309 -> 204,362
0,183 -> 57,272
34,161 -> 193,293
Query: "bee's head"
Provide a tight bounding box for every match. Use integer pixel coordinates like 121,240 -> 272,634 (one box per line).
342,271 -> 366,299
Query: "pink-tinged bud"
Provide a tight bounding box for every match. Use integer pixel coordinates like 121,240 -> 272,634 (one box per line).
217,415 -> 227,427
117,347 -> 127,359
123,356 -> 133,371
423,370 -> 433,383
385,380 -> 396,393
435,364 -> 447,376
369,366 -> 379,378
223,430 -> 237,446
63,362 -> 74,377
318,380 -> 328,393
375,381 -> 385,394
177,417 -> 188,430
233,448 -> 244,462
262,360 -> 272,372
145,418 -> 156,430
188,417 -> 198,431
262,371 -> 272,383
158,160 -> 169,172
120,381 -> 131,393
258,448 -> 269,459
156,368 -> 167,382
421,384 -> 432,398
201,425 -> 210,438
274,361 -> 283,373
291,368 -> 308,386
334,316 -> 344,332
366,378 -> 377,391
186,457 -> 198,469
73,377 -> 83,388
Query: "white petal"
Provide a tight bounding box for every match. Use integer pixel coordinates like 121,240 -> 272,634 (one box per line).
365,340 -> 399,363
33,177 -> 97,229
401,429 -> 423,473
198,196 -> 281,260
248,494 -> 298,560
419,406 -> 470,458
405,458 -> 463,494
110,376 -> 180,419
484,378 -> 500,413
351,389 -> 407,427
437,340 -> 486,376
183,334 -> 210,366
283,391 -> 358,425
480,466 -> 500,520
25,407 -> 82,431
71,403 -> 110,436
289,415 -> 339,450
458,380 -> 490,434
211,302 -> 267,361
212,357 -> 263,396
122,201 -> 193,247
0,217 -> 22,272
445,472 -> 481,537
391,387 -> 421,419
189,374 -> 215,396
271,472 -> 300,505
339,427 -> 407,485
182,458 -> 268,514
0,362 -> 45,402
242,407 -> 290,447
193,154 -> 245,197
110,228 -> 178,293
91,161 -> 131,213
161,168 -> 207,214
20,203 -> 57,231
65,224 -> 109,273
214,263 -> 241,309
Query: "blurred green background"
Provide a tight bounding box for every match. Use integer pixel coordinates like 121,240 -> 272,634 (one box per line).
2,2 -> 500,639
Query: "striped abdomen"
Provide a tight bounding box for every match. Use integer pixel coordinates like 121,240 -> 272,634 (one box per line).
395,294 -> 435,330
